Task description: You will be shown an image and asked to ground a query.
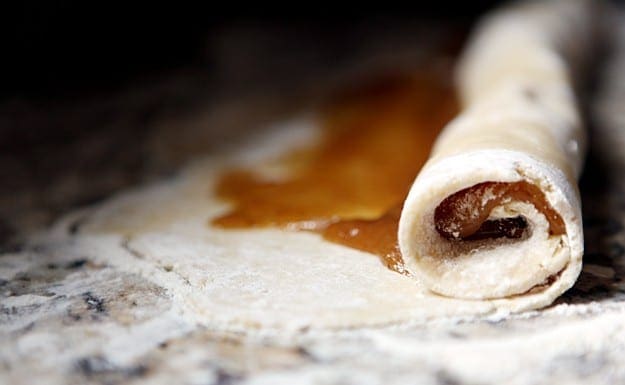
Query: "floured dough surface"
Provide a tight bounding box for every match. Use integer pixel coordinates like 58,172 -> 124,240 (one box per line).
42,119 -> 500,331
31,118 -> 552,332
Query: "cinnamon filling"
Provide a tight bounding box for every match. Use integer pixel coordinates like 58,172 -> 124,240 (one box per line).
212,71 -> 456,273
434,181 -> 566,241
211,69 -> 565,277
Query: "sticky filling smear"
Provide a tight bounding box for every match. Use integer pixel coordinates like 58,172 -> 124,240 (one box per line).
211,71 -> 563,273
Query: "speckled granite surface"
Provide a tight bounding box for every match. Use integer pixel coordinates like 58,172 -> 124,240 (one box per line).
3,19 -> 625,385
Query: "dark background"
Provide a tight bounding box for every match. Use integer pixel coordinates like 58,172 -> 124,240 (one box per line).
7,2 -> 504,100
0,0 -> 623,246
1,1 -> 510,242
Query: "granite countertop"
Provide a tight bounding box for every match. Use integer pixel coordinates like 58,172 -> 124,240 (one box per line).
3,20 -> 625,385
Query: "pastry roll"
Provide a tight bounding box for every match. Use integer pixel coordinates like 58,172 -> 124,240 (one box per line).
399,0 -> 601,300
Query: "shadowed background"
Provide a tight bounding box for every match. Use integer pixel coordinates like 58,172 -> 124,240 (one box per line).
2,1 -> 503,241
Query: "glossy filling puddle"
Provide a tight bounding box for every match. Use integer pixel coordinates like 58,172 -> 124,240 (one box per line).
212,72 -> 455,272
211,70 -> 564,273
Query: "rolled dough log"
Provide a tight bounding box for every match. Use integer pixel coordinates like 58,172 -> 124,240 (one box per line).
399,0 -> 602,301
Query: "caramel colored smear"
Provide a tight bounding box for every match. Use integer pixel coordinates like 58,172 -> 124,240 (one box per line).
212,72 -> 457,271
434,181 -> 566,241
320,205 -> 406,272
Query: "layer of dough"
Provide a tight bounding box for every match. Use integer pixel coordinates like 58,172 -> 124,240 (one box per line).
59,119 -> 565,331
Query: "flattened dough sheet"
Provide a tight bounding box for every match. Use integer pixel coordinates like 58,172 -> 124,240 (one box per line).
48,0 -> 606,330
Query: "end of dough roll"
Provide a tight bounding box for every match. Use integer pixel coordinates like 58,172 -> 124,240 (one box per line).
398,146 -> 583,301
